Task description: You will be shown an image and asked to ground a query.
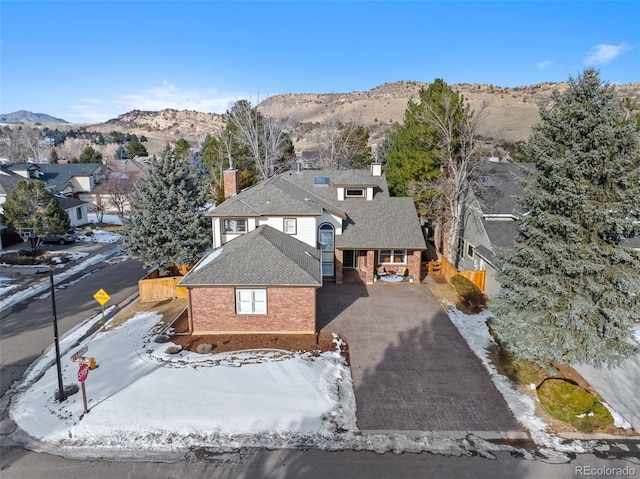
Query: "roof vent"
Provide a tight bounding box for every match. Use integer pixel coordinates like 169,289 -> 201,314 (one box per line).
313,176 -> 330,186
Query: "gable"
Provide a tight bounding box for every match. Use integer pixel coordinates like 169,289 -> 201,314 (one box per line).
179,225 -> 322,287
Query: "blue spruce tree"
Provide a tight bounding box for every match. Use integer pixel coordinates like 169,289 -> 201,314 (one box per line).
490,69 -> 640,368
122,154 -> 210,274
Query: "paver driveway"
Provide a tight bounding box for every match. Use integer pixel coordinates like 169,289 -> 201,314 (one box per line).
318,282 -> 522,432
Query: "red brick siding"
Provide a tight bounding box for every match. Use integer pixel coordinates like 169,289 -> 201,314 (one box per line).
223,169 -> 239,199
365,250 -> 376,284
189,286 -> 317,334
407,250 -> 422,283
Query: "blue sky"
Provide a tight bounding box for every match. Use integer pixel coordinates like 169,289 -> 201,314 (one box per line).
1,1 -> 638,124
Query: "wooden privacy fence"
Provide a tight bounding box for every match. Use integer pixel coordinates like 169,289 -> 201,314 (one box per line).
427,258 -> 486,292
138,264 -> 191,302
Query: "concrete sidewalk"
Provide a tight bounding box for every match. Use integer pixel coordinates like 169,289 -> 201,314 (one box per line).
317,282 -> 523,435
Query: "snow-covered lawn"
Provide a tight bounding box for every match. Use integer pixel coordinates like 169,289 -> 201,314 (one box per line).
10,311 -> 358,459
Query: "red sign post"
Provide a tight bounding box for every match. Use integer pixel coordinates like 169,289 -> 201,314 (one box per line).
78,363 -> 90,415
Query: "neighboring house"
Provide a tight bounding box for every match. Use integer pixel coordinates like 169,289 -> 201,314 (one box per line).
211,162 -> 426,285
179,225 -> 322,334
56,196 -> 89,228
6,162 -> 103,197
0,164 -> 88,230
457,160 -> 533,296
0,165 -> 23,211
81,157 -> 149,214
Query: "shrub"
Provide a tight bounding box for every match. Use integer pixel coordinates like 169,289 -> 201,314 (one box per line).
85,230 -> 94,237
196,343 -> 213,354
450,274 -> 486,308
537,378 -> 613,431
499,350 -> 554,386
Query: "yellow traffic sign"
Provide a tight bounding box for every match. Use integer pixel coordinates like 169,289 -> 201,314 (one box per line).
93,288 -> 111,306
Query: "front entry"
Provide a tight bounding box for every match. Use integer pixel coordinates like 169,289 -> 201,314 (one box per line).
343,249 -> 358,269
318,223 -> 335,277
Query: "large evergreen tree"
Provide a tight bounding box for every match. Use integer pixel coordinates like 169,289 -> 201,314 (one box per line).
121,154 -> 210,274
2,180 -> 70,236
490,69 -> 640,368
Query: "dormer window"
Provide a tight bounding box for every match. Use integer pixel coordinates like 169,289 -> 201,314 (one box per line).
345,188 -> 365,198
223,219 -> 247,234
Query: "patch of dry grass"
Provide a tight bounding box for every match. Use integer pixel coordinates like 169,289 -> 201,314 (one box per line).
105,298 -> 187,330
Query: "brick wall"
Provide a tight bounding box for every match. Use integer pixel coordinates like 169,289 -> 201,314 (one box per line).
407,250 -> 422,283
223,168 -> 239,199
189,286 -> 317,334
335,249 -> 344,284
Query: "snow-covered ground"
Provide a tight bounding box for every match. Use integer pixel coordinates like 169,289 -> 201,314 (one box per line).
10,311 -> 357,459
4,242 -> 637,461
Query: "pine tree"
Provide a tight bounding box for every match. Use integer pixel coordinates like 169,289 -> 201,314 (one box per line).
121,154 -> 211,274
2,180 -> 70,235
490,69 -> 640,368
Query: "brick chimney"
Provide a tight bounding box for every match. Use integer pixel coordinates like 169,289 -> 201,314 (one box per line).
223,167 -> 239,199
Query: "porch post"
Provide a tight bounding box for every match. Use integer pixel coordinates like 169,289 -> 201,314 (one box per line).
335,249 -> 344,284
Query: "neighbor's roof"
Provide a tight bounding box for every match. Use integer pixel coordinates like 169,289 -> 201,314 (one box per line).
178,225 -> 322,287
472,161 -> 534,216
0,166 -> 23,195
56,196 -> 87,210
37,163 -> 101,192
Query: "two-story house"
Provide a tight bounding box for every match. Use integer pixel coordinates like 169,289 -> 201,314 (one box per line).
457,160 -> 533,296
178,162 -> 427,335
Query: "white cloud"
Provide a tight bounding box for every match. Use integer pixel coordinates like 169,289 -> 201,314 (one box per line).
584,42 -> 633,65
537,60 -> 552,69
115,81 -> 250,116
62,82 -> 257,124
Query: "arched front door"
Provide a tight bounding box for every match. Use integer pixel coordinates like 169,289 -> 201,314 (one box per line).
318,223 -> 335,277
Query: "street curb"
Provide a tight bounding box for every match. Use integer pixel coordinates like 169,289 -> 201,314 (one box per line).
360,429 -> 531,441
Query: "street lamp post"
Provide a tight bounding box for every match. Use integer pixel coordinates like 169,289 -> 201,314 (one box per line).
37,267 -> 66,402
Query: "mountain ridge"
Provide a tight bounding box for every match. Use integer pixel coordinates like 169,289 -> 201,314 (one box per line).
3,80 -> 639,158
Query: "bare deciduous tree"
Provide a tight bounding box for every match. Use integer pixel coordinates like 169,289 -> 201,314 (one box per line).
105,171 -> 139,220
422,97 -> 485,266
228,99 -> 293,180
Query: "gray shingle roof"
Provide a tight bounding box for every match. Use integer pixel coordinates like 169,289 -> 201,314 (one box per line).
0,167 -> 23,195
208,168 -> 425,251
337,197 -> 426,249
178,225 -> 322,287
472,161 -> 534,215
56,196 -> 87,210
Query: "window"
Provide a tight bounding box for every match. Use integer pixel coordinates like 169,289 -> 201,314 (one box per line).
223,219 -> 247,234
283,218 -> 297,235
378,249 -> 407,264
236,289 -> 267,314
466,243 -> 474,258
76,207 -> 83,220
313,176 -> 330,186
345,188 -> 365,198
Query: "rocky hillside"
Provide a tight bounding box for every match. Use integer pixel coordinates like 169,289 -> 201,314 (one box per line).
5,80 -> 640,160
